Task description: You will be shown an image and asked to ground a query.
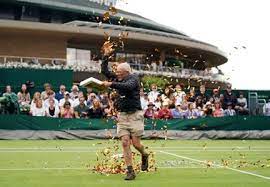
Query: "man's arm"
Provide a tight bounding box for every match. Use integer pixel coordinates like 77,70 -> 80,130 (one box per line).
102,77 -> 138,91
101,56 -> 117,79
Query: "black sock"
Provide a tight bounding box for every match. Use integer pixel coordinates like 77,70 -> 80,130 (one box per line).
127,165 -> 133,173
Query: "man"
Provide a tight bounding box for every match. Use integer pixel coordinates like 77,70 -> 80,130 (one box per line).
55,85 -> 66,101
196,85 -> 209,104
101,53 -> 149,180
59,92 -> 74,108
44,90 -> 59,109
74,97 -> 89,119
224,84 -> 237,107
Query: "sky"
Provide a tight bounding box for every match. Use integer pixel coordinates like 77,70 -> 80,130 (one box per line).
116,0 -> 270,90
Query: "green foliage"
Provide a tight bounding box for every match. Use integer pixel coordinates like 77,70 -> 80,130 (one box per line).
141,75 -> 169,90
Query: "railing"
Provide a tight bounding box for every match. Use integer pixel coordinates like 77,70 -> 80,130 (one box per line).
0,55 -> 228,83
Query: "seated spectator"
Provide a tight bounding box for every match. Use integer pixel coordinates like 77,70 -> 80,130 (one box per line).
55,85 -> 66,101
69,85 -> 79,100
203,101 -> 214,117
59,92 -> 74,108
224,102 -> 236,116
44,90 -> 59,109
148,84 -> 160,103
144,102 -> 156,119
17,84 -> 31,107
60,101 -> 74,118
235,92 -> 249,115
173,84 -> 186,104
224,84 -> 237,107
41,83 -> 53,100
264,98 -> 270,116
161,87 -> 173,104
171,103 -> 188,119
195,96 -> 204,110
2,85 -> 19,114
100,92 -> 110,109
73,91 -> 87,108
187,87 -> 196,102
140,92 -> 149,111
74,97 -> 89,119
212,88 -> 220,102
45,99 -> 60,118
104,101 -> 117,119
187,102 -> 201,119
87,93 -> 98,108
156,102 -> 173,119
30,92 -> 42,110
88,99 -> 104,118
213,101 -> 224,117
219,94 -> 227,109
196,85 -> 209,104
154,94 -> 162,110
31,99 -> 46,116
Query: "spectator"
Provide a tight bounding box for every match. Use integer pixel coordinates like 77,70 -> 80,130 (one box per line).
173,84 -> 186,104
203,101 -> 214,117
171,103 -> 188,119
73,91 -> 87,107
235,92 -> 249,115
88,99 -> 104,118
74,97 -> 89,119
195,96 -> 204,110
17,84 -> 31,107
156,102 -> 173,119
196,85 -> 209,104
69,85 -> 79,100
44,90 -> 59,109
154,94 -> 162,110
55,85 -> 66,101
161,87 -> 172,104
87,93 -> 98,108
60,101 -> 74,118
212,88 -> 220,102
187,87 -> 196,102
41,83 -> 53,100
31,99 -> 46,116
2,85 -> 18,114
224,84 -> 237,107
3,85 -> 16,98
100,92 -> 110,109
144,102 -> 156,119
59,92 -> 74,108
140,92 -> 149,111
224,102 -> 236,116
187,102 -> 201,119
30,92 -> 42,110
213,101 -> 224,117
263,98 -> 270,116
45,99 -> 60,118
148,84 -> 160,103
219,94 -> 227,109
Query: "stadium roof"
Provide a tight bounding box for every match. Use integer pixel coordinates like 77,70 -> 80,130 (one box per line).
12,0 -> 188,36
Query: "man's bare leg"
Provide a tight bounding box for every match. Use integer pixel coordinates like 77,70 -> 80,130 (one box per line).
131,136 -> 149,171
121,135 -> 136,180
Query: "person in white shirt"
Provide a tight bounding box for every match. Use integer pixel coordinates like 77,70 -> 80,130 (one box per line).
224,102 -> 236,116
73,91 -> 87,108
45,99 -> 60,118
43,90 -> 59,109
173,84 -> 186,105
140,90 -> 149,111
69,85 -> 79,100
31,99 -> 46,116
59,92 -> 74,108
148,84 -> 159,103
264,99 -> 270,116
235,92 -> 249,115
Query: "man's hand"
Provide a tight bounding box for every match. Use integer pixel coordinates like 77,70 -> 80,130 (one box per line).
101,41 -> 115,56
102,81 -> 112,87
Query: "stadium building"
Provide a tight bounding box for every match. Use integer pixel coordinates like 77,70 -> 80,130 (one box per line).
0,0 -> 228,88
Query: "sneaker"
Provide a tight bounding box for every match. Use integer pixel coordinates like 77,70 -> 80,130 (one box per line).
141,154 -> 149,171
124,171 -> 136,180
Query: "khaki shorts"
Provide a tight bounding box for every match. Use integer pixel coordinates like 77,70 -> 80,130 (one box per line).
117,110 -> 144,138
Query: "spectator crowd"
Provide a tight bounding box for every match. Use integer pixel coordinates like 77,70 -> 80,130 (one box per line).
1,81 -> 258,120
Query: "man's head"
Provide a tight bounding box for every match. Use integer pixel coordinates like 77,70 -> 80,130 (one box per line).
79,97 -> 85,105
60,85 -> 66,93
200,85 -> 206,94
71,85 -> 79,93
116,62 -> 131,80
6,85 -> 11,93
226,84 -> 232,93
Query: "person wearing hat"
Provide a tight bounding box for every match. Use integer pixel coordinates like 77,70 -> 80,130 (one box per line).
59,92 -> 73,109
144,102 -> 156,119
171,102 -> 187,119
100,46 -> 149,180
224,102 -> 236,116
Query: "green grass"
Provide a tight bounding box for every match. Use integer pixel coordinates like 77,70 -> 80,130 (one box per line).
0,140 -> 270,187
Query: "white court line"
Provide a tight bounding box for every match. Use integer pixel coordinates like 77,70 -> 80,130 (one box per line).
160,151 -> 270,180
0,166 -> 209,171
1,149 -> 270,153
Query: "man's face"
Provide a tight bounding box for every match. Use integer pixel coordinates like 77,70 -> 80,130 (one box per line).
116,68 -> 128,80
79,97 -> 85,104
200,86 -> 205,93
60,86 -> 65,93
